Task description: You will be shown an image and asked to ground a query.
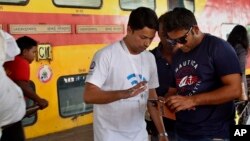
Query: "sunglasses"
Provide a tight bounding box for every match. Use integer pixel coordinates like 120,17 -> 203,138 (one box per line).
166,27 -> 193,46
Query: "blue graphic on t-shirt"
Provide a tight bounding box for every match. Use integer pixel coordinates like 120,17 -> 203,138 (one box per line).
127,73 -> 146,86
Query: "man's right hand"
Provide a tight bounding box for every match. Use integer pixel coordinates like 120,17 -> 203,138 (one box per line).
37,98 -> 49,110
124,81 -> 147,99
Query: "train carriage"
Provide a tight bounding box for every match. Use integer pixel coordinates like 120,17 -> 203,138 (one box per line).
0,0 -> 250,139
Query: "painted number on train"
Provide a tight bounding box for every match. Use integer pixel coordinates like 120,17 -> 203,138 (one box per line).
38,44 -> 52,60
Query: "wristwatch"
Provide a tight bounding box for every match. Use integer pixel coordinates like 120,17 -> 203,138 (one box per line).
159,132 -> 168,137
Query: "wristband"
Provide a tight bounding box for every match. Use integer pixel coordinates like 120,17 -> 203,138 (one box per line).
159,132 -> 168,137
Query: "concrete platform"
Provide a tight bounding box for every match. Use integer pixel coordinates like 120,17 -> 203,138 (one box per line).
27,124 -> 93,141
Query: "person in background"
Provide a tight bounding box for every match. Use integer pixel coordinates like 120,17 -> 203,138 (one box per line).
227,25 -> 249,101
163,7 -> 241,141
83,7 -> 168,141
146,12 -> 177,141
227,24 -> 250,125
2,36 -> 48,141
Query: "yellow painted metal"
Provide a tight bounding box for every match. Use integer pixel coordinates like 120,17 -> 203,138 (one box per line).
3,0 -> 248,139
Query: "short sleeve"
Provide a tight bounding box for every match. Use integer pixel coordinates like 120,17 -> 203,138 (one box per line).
213,42 -> 241,76
4,56 -> 30,81
85,49 -> 110,88
148,53 -> 159,89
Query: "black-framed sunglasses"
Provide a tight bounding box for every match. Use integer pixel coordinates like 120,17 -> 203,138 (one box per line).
166,26 -> 193,46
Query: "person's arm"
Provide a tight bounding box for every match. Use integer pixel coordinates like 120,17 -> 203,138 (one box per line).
147,89 -> 168,141
166,73 -> 241,112
83,81 -> 147,104
164,87 -> 177,98
193,73 -> 241,104
15,80 -> 48,109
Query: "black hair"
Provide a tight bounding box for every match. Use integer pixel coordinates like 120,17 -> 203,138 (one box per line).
128,7 -> 158,31
158,13 -> 166,24
163,7 -> 197,32
16,36 -> 38,54
227,25 -> 249,50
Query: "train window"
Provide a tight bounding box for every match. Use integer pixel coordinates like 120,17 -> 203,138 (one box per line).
57,74 -> 93,117
22,81 -> 37,126
120,0 -> 155,10
53,0 -> 102,8
168,0 -> 194,12
0,0 -> 27,5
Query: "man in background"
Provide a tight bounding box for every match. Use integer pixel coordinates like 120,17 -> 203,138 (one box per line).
146,12 -> 177,141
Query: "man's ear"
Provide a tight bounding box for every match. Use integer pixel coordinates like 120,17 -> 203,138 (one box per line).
127,26 -> 132,34
22,48 -> 29,56
192,25 -> 200,35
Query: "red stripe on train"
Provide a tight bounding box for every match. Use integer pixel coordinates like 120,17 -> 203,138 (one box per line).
0,12 -> 127,46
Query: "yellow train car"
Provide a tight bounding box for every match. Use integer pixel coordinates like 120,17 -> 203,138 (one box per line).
0,0 -> 249,139
0,0 -> 168,139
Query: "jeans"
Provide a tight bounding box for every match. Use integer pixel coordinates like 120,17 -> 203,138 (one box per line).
0,121 -> 25,141
176,134 -> 229,141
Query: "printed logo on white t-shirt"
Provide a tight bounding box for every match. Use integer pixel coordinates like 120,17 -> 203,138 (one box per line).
127,73 -> 146,86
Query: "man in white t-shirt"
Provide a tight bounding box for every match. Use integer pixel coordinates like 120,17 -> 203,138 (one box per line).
83,7 -> 168,141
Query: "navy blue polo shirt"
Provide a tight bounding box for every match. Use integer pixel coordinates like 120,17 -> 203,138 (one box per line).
150,44 -> 172,97
150,44 -> 176,132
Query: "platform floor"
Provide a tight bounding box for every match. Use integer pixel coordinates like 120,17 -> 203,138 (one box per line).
27,124 -> 93,141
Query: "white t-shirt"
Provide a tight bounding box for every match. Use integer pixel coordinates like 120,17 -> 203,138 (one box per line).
0,30 -> 25,138
86,40 -> 159,141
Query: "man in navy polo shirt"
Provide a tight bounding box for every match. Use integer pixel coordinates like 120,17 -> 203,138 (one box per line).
164,7 -> 241,141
